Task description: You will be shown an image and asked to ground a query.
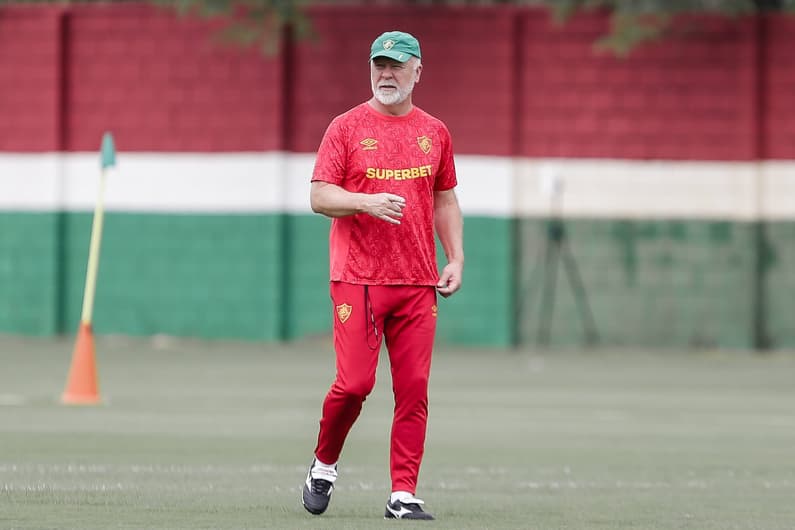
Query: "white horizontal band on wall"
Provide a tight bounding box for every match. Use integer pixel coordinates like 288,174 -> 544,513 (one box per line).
0,154 -> 62,211
512,159 -> 795,221
0,153 -> 793,219
0,153 -> 291,213
512,159 -> 761,220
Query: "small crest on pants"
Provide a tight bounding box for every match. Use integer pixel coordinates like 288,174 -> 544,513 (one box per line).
336,303 -> 352,323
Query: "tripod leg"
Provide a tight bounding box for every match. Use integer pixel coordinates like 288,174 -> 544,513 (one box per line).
560,240 -> 599,345
537,239 -> 560,347
517,243 -> 545,346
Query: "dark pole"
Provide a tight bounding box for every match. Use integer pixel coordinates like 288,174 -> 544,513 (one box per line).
751,10 -> 772,350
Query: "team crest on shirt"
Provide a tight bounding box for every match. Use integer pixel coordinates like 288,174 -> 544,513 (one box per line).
417,136 -> 432,154
336,303 -> 352,324
360,138 -> 378,151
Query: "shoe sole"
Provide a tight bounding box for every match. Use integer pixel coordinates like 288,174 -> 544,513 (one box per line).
384,505 -> 434,520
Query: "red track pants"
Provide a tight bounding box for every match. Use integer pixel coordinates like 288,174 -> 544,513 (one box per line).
314,281 -> 438,494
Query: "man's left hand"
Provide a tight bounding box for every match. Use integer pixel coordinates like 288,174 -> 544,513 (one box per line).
436,262 -> 463,298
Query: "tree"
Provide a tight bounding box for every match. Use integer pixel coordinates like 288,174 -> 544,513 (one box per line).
148,0 -> 314,54
543,0 -> 795,54
9,0 -> 795,55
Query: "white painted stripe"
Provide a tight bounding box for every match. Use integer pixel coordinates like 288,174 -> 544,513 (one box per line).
0,394 -> 27,406
0,154 -> 62,211
1,153 -> 793,219
761,161 -> 795,220
0,153 -> 292,213
454,155 -> 514,217
63,153 -> 290,213
284,153 -> 316,213
458,158 -> 795,220
513,159 -> 763,220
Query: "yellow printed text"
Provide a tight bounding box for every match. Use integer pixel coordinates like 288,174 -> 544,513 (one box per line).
365,165 -> 433,181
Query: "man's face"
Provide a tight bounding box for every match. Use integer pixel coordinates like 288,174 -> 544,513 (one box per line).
370,56 -> 421,106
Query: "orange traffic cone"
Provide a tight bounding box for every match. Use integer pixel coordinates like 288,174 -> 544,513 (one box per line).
60,133 -> 115,406
61,322 -> 101,405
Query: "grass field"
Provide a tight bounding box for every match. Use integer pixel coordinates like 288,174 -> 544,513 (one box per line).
2,335 -> 795,529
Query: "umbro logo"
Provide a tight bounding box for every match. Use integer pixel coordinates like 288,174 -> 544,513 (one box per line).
360,138 -> 378,151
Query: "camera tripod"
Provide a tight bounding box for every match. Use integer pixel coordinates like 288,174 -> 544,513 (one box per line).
517,175 -> 598,347
531,216 -> 598,346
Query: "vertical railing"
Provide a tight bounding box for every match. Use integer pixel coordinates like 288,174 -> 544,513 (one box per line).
751,12 -> 772,350
54,7 -> 71,335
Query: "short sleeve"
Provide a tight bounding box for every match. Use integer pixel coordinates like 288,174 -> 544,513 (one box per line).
434,123 -> 457,191
312,117 -> 348,185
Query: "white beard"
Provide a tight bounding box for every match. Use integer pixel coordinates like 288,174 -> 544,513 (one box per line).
372,81 -> 415,106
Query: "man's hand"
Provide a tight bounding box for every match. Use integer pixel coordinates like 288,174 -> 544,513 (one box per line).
436,261 -> 463,298
362,193 -> 406,224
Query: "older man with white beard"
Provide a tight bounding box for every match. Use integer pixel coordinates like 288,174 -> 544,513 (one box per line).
301,31 -> 464,521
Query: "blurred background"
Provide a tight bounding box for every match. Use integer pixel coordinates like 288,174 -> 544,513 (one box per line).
1,0 -> 794,351
3,4 -> 795,529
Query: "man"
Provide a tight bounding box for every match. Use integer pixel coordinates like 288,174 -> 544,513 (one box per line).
301,30 -> 464,521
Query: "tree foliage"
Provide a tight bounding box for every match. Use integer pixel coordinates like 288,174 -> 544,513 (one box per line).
7,0 -> 795,55
543,0 -> 795,54
148,0 -> 314,54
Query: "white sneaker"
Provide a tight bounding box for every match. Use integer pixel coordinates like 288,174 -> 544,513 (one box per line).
384,496 -> 435,520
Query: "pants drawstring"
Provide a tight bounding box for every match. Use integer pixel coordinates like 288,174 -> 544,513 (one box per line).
364,285 -> 379,350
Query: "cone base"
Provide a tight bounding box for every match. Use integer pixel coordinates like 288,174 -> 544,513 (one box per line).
61,393 -> 102,405
61,322 -> 101,406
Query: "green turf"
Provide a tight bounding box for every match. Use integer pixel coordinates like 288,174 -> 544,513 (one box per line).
1,335 -> 794,529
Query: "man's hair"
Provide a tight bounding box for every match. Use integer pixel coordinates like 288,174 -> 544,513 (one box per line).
370,56 -> 422,75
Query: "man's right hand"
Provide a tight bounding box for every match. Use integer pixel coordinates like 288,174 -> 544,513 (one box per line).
362,193 -> 406,225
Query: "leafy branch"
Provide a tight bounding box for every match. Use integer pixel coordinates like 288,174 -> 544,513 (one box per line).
6,0 -> 795,56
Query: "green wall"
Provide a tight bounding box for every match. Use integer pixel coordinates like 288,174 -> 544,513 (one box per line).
282,214 -> 331,340
1,212 -> 793,349
63,213 -> 284,340
0,212 -> 60,336
766,222 -> 795,347
515,219 -> 760,349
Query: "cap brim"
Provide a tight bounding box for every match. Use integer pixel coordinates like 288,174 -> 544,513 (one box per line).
370,50 -> 413,62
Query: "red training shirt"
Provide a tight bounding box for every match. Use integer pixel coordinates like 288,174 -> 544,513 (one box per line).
312,102 -> 457,285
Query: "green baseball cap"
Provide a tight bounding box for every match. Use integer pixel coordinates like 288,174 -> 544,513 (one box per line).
369,31 -> 421,62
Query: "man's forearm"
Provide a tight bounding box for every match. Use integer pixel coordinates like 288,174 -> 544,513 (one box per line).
434,191 -> 464,265
310,181 -> 367,218
311,181 -> 406,224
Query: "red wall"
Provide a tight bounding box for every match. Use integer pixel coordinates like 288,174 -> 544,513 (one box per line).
1,4 -> 793,160
289,6 -> 516,156
0,8 -> 62,151
520,13 -> 759,160
765,15 -> 795,159
66,4 -> 283,152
